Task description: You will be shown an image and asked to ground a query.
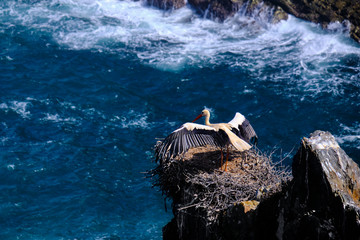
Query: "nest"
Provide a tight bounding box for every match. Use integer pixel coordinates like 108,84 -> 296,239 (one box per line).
149,143 -> 292,227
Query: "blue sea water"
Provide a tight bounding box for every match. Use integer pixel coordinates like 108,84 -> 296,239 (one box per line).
0,0 -> 359,239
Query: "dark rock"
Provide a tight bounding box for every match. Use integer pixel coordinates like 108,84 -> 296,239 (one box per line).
255,130 -> 360,240
146,0 -> 360,43
187,0 -> 233,20
278,130 -> 360,240
148,0 -> 186,10
188,0 -> 288,22
265,0 -> 360,42
146,0 -> 288,23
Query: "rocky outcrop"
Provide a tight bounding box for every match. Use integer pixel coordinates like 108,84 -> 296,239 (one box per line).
146,0 -> 360,42
153,130 -> 360,239
188,0 -> 288,22
147,0 -> 289,23
256,130 -> 360,240
267,0 -> 360,42
148,0 -> 186,11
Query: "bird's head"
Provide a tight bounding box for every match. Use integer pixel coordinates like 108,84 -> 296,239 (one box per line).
192,109 -> 210,122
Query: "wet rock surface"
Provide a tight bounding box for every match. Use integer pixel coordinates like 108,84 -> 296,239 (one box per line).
147,0 -> 288,22
266,0 -> 360,42
146,0 -> 360,42
152,131 -> 360,239
148,0 -> 186,11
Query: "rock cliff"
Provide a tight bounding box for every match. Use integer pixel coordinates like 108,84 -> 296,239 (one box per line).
256,130 -> 360,240
152,130 -> 360,239
146,0 -> 360,43
267,0 -> 360,42
148,0 -> 288,23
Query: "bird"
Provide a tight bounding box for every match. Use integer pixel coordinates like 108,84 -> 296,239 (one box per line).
155,109 -> 258,171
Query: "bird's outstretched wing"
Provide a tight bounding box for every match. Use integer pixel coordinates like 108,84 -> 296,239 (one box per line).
155,123 -> 227,163
228,112 -> 258,145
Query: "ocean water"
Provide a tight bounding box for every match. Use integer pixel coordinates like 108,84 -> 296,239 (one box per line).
0,0 -> 359,239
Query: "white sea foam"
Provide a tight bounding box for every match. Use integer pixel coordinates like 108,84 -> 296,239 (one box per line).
337,135 -> 360,144
7,164 -> 15,170
0,101 -> 31,118
0,103 -> 8,110
12,101 -> 31,118
2,0 -> 277,68
108,110 -> 153,130
117,110 -> 151,129
42,113 -> 77,123
336,122 -> 360,149
1,137 -> 9,145
4,0 -> 360,93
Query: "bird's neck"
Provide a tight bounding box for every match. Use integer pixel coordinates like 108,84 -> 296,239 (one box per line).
204,115 -> 211,126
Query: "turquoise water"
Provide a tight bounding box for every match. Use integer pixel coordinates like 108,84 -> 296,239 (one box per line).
0,0 -> 359,239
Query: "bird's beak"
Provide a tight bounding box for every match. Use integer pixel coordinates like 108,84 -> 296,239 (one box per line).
192,114 -> 203,122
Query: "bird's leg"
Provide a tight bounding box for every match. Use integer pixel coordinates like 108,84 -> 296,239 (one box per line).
220,149 -> 224,170
224,145 -> 229,172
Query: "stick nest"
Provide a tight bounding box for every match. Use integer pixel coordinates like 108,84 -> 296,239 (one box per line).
149,143 -> 292,225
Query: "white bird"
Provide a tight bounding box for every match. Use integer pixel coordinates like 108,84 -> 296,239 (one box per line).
155,109 -> 258,171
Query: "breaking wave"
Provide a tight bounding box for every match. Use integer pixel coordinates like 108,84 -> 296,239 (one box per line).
1,0 -> 359,100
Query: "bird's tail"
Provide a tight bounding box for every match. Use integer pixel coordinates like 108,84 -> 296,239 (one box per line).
225,128 -> 252,151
